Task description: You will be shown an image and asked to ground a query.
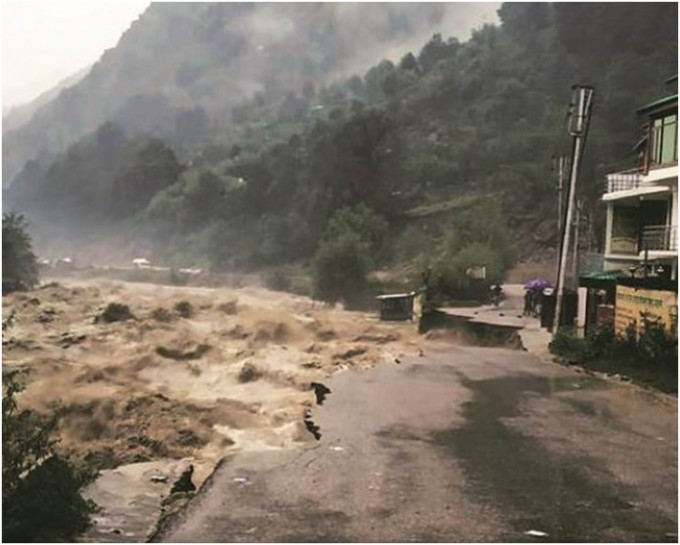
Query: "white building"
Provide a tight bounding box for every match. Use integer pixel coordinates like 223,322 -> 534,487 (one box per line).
603,77 -> 678,280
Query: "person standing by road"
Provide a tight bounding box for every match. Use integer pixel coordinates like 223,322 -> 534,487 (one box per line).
523,289 -> 533,316
491,284 -> 503,307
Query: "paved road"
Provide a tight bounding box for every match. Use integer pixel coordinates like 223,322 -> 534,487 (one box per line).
157,343 -> 677,542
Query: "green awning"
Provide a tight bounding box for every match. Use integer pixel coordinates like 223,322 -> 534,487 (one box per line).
582,269 -> 629,280
637,93 -> 678,114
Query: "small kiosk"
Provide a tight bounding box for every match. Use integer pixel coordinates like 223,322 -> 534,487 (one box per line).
376,292 -> 417,321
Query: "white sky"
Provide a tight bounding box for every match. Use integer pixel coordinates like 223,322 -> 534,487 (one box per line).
2,0 -> 150,109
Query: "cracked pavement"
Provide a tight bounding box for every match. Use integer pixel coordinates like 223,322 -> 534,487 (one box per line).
155,341 -> 677,542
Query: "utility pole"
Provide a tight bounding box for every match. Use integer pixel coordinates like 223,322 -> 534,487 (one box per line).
554,85 -> 594,332
553,155 -> 568,279
571,199 -> 583,288
554,155 -> 567,233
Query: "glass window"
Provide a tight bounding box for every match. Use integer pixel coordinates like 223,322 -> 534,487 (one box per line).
651,113 -> 678,165
661,114 -> 677,164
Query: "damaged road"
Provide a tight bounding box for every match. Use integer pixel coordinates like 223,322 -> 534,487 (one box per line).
155,343 -> 678,542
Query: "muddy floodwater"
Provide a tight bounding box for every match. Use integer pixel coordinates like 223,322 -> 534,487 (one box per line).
2,278 -> 424,540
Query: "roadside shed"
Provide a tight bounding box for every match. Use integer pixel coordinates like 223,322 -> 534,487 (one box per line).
376,292 -> 417,321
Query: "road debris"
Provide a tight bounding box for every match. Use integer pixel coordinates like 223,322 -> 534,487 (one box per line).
170,465 -> 196,494
303,408 -> 322,440
238,361 -> 262,382
95,302 -> 134,323
335,346 -> 367,359
310,382 -> 331,405
57,331 -> 87,348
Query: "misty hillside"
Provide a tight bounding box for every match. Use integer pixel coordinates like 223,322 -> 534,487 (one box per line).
2,2 -> 497,186
4,2 -> 678,297
2,66 -> 91,133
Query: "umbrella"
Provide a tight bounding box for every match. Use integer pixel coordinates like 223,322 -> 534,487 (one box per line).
524,278 -> 551,292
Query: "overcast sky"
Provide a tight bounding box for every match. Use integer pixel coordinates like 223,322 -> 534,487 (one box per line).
2,0 -> 150,109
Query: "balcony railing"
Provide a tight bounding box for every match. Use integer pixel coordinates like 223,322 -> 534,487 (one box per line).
641,225 -> 678,252
606,170 -> 642,193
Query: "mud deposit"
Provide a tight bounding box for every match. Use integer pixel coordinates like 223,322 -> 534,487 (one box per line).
2,279 -> 423,541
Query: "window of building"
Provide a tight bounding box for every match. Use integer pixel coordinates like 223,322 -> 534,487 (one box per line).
651,113 -> 678,165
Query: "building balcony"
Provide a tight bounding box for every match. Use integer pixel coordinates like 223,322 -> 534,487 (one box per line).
606,170 -> 642,193
641,225 -> 678,253
602,167 -> 672,202
641,163 -> 678,185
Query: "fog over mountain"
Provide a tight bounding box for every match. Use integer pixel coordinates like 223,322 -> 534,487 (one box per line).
2,65 -> 91,133
3,3 -> 675,286
3,2 -> 498,186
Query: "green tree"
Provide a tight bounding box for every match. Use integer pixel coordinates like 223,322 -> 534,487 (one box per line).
398,52 -> 420,72
312,232 -> 370,307
321,204 -> 388,260
3,370 -> 96,542
112,137 -> 184,218
417,33 -> 459,72
2,213 -> 39,294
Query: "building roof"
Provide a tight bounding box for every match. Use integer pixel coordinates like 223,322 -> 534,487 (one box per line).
637,93 -> 678,114
376,292 -> 417,300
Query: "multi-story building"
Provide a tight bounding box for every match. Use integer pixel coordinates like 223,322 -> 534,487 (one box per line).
603,77 -> 678,280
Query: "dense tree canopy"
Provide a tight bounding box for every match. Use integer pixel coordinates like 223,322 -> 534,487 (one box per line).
2,213 -> 39,294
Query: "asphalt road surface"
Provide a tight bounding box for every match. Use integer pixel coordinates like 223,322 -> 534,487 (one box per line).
156,341 -> 677,543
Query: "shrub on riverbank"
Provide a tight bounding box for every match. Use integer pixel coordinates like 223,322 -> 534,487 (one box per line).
2,213 -> 39,295
3,370 -> 97,541
550,317 -> 678,393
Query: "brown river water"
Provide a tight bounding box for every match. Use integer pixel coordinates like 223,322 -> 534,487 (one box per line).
2,278 -> 423,541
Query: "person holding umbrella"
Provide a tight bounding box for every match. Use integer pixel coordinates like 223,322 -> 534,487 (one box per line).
524,279 -> 550,317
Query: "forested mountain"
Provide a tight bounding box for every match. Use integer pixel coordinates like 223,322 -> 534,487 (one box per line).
4,3 -> 677,292
2,2 -> 497,186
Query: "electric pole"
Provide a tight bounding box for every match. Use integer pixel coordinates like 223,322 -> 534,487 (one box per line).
571,199 -> 583,288
554,85 -> 594,332
554,155 -> 567,233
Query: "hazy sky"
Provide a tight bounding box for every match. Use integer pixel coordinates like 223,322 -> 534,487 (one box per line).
2,0 -> 150,109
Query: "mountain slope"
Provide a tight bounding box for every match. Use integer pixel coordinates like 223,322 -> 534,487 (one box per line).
4,3 -> 677,287
2,2 -> 498,186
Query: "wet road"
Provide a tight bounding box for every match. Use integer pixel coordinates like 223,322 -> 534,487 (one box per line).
156,344 -> 677,542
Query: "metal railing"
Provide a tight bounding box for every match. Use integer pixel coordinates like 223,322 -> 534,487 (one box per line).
605,169 -> 642,193
641,225 -> 678,252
